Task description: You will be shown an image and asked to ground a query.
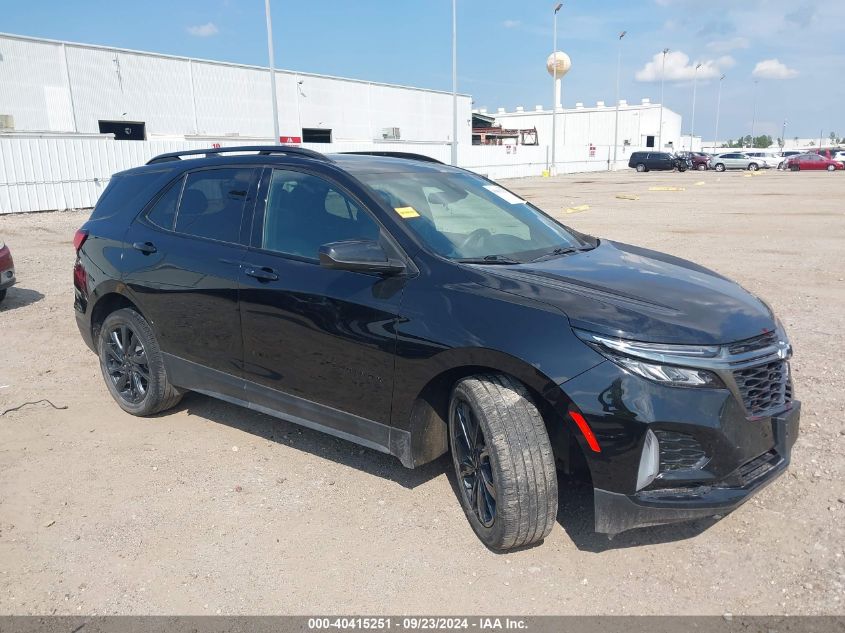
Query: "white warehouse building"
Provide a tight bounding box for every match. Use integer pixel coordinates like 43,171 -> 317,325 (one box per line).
485,99 -> 683,170
0,32 -> 473,144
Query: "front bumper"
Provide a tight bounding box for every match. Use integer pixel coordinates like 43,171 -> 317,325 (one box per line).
594,403 -> 799,534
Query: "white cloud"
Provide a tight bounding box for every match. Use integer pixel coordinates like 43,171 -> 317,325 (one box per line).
502,19 -> 521,29
635,51 -> 733,82
187,22 -> 219,37
706,36 -> 750,53
752,58 -> 799,79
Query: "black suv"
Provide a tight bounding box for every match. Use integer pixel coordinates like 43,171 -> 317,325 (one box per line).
73,146 -> 799,550
628,151 -> 688,172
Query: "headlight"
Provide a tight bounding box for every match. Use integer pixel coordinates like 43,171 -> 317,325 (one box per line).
574,329 -> 724,389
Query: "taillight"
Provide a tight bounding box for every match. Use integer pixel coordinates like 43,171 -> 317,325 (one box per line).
73,229 -> 89,253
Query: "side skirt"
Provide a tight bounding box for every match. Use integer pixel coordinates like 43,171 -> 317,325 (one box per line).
162,353 -> 413,467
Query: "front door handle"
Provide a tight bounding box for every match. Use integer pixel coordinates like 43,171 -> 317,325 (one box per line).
244,266 -> 278,282
132,241 -> 157,254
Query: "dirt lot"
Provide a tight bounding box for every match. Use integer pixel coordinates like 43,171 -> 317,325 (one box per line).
0,168 -> 843,615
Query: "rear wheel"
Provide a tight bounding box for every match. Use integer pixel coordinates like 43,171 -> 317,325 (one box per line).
636,163 -> 646,172
748,163 -> 759,171
715,163 -> 726,172
98,308 -> 182,416
790,164 -> 800,172
697,163 -> 707,171
448,374 -> 557,551
827,164 -> 836,172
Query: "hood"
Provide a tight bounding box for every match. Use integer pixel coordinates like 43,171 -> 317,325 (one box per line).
474,240 -> 775,345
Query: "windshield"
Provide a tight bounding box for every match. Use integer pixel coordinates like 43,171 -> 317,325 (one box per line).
357,170 -> 591,263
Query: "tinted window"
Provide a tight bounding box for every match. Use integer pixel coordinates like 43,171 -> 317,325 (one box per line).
175,168 -> 253,243
90,172 -> 164,221
262,170 -> 380,259
146,177 -> 183,230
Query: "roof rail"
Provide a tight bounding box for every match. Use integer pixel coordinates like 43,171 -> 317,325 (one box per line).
145,145 -> 330,165
340,151 -> 444,165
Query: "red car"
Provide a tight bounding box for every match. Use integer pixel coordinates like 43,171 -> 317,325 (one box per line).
785,153 -> 844,171
0,240 -> 15,303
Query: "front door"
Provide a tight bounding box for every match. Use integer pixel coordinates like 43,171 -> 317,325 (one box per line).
238,167 -> 406,428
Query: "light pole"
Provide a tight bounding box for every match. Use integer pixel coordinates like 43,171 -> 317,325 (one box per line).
264,0 -> 280,143
611,30 -> 626,171
689,62 -> 701,152
550,2 -> 563,175
712,74 -> 725,154
781,119 -> 787,150
658,48 -> 668,150
750,79 -> 759,148
451,0 -> 458,166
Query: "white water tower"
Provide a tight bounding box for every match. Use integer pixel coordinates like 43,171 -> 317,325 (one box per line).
546,51 -> 572,109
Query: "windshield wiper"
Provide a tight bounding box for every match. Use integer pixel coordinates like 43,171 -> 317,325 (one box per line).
528,246 -> 588,263
456,255 -> 521,265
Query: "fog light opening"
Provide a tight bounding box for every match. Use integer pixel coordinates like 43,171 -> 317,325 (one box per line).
636,429 -> 660,491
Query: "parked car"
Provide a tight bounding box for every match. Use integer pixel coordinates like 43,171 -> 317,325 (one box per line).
628,151 -> 688,172
710,152 -> 763,172
676,151 -> 711,171
832,151 -> 845,167
744,151 -> 781,169
777,151 -> 804,169
73,146 -> 799,550
0,240 -> 15,303
784,153 -> 845,171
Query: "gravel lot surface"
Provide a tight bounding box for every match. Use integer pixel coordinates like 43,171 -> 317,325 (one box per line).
0,168 -> 842,615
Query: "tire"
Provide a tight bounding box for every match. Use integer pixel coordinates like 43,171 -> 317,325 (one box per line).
697,163 -> 707,171
748,163 -> 759,171
98,308 -> 183,416
0,289 -> 6,303
790,165 -> 800,172
827,164 -> 836,172
635,163 -> 646,172
715,163 -> 726,172
448,374 -> 557,551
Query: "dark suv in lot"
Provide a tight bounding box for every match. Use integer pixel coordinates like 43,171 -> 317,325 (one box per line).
73,146 -> 799,550
628,151 -> 688,172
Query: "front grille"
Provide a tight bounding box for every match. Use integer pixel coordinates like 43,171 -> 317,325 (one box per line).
733,360 -> 792,418
728,330 -> 778,355
654,430 -> 708,471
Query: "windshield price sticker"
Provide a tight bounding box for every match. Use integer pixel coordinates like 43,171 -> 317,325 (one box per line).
394,206 -> 421,219
483,185 -> 526,205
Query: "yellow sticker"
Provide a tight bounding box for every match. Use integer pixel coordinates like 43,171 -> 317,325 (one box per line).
394,206 -> 420,219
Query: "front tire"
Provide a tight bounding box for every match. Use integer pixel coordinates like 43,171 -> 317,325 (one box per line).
448,374 -> 557,551
635,163 -> 646,172
827,164 -> 836,172
697,163 -> 707,171
98,308 -> 182,416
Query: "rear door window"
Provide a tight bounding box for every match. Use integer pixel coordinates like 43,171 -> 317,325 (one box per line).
174,168 -> 255,243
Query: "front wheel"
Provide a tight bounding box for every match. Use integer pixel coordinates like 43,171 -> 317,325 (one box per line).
790,165 -> 800,172
697,163 -> 707,171
448,374 -> 557,551
98,308 -> 183,416
827,164 -> 836,172
715,163 -> 726,172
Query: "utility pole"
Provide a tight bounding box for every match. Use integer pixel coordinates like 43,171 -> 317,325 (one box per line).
611,31 -> 626,171
264,0 -> 280,143
658,48 -> 668,149
550,3 -> 563,175
451,0 -> 458,166
750,79 -> 759,148
713,74 -> 725,154
689,62 -> 701,151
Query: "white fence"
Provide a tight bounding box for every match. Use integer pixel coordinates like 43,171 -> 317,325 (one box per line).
0,136 -> 628,214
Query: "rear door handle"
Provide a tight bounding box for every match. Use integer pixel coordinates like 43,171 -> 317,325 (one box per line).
244,266 -> 278,282
132,241 -> 157,254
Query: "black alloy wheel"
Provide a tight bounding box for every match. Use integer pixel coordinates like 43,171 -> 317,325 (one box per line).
104,323 -> 150,404
451,399 -> 497,527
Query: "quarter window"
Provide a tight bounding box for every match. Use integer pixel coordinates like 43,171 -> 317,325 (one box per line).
146,177 -> 183,230
174,168 -> 254,243
262,170 -> 380,259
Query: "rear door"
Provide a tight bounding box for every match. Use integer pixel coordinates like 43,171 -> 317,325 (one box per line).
122,166 -> 258,377
237,166 -> 406,428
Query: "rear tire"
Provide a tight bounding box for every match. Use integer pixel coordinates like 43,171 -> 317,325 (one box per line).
697,163 -> 707,171
448,374 -> 557,551
827,164 -> 836,172
98,308 -> 183,416
715,163 -> 726,172
791,165 -> 800,172
636,163 -> 646,172
748,163 -> 759,171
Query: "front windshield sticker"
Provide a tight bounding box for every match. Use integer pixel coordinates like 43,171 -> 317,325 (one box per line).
394,206 -> 421,219
483,185 -> 525,205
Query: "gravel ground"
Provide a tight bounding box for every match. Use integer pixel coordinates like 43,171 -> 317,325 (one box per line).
0,168 -> 842,615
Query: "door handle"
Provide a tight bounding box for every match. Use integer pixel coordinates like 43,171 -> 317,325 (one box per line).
132,241 -> 157,254
244,266 -> 278,282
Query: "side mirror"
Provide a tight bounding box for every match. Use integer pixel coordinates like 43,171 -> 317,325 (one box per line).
319,239 -> 406,275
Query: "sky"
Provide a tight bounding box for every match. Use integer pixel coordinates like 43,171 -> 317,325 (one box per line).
2,0 -> 843,142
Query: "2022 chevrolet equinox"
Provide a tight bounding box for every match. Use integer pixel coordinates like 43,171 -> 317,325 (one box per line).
73,146 -> 800,550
